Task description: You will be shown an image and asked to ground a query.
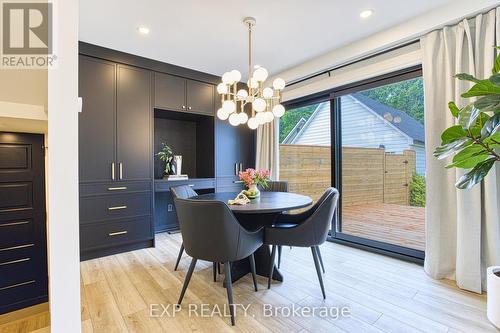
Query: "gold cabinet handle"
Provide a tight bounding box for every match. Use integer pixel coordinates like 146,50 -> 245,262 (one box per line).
239,163 -> 243,172
108,205 -> 127,211
107,186 -> 127,191
188,184 -> 195,187
0,220 -> 29,227
111,162 -> 115,180
235,163 -> 238,176
119,162 -> 123,180
109,231 -> 128,236
0,258 -> 30,266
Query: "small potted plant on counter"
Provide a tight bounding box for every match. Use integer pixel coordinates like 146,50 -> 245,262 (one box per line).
156,143 -> 175,178
239,168 -> 270,199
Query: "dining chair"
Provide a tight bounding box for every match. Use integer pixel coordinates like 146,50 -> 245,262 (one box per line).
173,197 -> 263,325
170,185 -> 198,271
259,180 -> 289,268
264,187 -> 339,299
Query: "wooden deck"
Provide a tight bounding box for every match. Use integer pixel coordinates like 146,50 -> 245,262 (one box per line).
342,203 -> 425,251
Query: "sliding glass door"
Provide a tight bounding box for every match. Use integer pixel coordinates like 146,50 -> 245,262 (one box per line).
279,100 -> 331,208
332,67 -> 425,260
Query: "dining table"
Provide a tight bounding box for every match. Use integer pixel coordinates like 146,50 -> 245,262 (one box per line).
192,191 -> 313,284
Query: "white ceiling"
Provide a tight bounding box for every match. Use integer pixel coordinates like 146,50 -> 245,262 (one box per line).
79,0 -> 454,78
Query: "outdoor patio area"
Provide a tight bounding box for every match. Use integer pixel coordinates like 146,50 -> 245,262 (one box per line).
342,203 -> 425,251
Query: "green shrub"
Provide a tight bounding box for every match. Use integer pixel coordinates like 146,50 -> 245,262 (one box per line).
409,173 -> 426,207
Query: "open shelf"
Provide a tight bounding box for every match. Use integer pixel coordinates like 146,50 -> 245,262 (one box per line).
153,109 -> 214,180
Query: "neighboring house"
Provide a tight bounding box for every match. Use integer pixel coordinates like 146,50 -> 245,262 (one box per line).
283,93 -> 426,174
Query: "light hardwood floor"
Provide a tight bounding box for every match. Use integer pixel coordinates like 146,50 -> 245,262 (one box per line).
1,233 -> 497,333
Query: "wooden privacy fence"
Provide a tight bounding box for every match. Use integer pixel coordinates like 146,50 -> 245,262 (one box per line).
279,144 -> 416,206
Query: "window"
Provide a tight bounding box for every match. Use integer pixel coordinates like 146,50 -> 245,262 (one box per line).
333,67 -> 425,260
280,66 -> 425,261
279,101 -> 331,206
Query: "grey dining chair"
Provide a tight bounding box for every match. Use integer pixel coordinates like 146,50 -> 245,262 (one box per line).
170,185 -> 198,271
173,197 -> 263,325
171,185 -> 221,280
259,180 -> 289,268
264,187 -> 339,299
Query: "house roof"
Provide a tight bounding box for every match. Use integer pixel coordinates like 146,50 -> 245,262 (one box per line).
352,93 -> 425,143
284,93 -> 425,144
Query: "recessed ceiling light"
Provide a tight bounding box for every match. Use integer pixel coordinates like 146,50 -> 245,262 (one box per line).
360,9 -> 373,18
138,26 -> 150,35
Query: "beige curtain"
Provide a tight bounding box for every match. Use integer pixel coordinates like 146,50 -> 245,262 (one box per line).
255,120 -> 279,180
421,7 -> 500,293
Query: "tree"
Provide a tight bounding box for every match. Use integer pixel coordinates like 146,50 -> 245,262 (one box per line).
360,77 -> 424,124
279,104 -> 317,143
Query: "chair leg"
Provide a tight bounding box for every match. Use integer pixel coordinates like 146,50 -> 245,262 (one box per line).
217,262 -> 221,274
316,246 -> 325,274
212,262 -> 217,282
277,246 -> 282,269
174,243 -> 184,271
249,253 -> 258,292
268,245 -> 277,289
177,258 -> 197,305
311,247 -> 326,299
224,261 -> 235,326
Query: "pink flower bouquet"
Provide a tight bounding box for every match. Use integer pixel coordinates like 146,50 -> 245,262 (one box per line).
238,168 -> 270,198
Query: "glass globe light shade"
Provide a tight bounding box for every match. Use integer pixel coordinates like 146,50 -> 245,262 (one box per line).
217,83 -> 228,94
217,108 -> 229,120
248,117 -> 258,130
272,104 -> 285,117
222,100 -> 236,113
247,78 -> 259,89
231,69 -> 241,83
253,98 -> 267,112
237,89 -> 248,99
265,112 -> 274,122
262,87 -> 274,98
256,111 -> 266,124
228,113 -> 240,126
222,72 -> 233,84
238,112 -> 248,124
272,78 -> 286,90
253,67 -> 268,82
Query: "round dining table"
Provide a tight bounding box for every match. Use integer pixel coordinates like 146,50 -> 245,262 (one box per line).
192,191 -> 313,284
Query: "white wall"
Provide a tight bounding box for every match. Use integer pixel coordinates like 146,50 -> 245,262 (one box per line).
47,0 -> 81,331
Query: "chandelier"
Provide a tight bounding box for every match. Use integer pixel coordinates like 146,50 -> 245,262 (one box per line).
216,17 -> 286,129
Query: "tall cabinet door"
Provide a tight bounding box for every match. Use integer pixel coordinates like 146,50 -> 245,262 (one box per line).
79,56 -> 116,183
116,65 -> 152,181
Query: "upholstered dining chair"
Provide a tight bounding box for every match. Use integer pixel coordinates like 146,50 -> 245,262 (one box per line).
170,185 -> 198,271
264,187 -> 339,299
173,197 -> 263,326
259,180 -> 289,268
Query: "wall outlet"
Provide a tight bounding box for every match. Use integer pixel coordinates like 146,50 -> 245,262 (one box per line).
168,204 -> 174,212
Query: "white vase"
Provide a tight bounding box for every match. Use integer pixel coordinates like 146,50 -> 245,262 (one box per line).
487,266 -> 500,329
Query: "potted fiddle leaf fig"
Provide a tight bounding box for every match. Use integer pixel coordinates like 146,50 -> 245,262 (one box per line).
433,47 -> 500,329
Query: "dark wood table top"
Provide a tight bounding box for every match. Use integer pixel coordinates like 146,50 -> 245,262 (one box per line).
193,191 -> 313,214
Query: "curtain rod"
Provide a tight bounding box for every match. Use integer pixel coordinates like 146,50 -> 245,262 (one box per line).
287,39 -> 419,87
287,4 -> 499,88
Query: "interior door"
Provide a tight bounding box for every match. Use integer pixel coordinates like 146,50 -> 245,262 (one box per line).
116,65 -> 152,181
0,132 -> 47,314
79,55 -> 116,183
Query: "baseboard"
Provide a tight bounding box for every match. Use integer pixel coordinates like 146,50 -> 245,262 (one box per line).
0,298 -> 48,318
80,240 -> 154,261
